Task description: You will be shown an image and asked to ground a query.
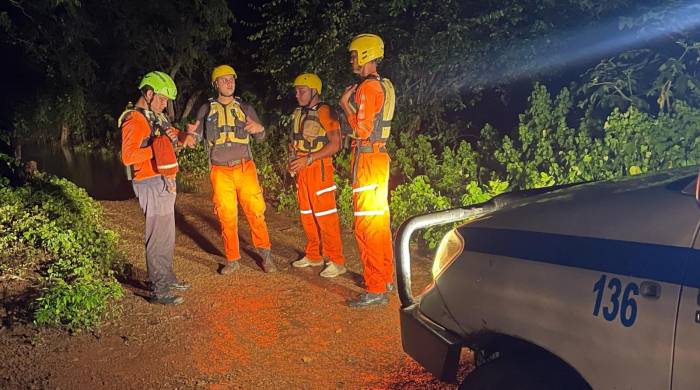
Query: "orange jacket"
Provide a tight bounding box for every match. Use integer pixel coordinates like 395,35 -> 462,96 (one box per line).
346,77 -> 385,141
121,110 -> 182,181
318,104 -> 340,132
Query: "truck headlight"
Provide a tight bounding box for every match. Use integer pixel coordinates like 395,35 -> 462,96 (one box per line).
431,229 -> 464,278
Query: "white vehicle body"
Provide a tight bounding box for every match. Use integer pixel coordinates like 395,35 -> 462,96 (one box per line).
396,167 -> 700,389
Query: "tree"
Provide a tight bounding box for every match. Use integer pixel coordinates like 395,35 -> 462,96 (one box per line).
1,0 -> 236,151
249,0 -> 636,141
580,1 -> 700,113
2,0 -> 96,150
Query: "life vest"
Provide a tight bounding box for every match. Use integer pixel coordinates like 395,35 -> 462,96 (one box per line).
118,105 -> 178,178
290,103 -> 331,153
204,97 -> 249,147
348,75 -> 396,143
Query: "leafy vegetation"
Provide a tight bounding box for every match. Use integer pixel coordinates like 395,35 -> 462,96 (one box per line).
0,153 -> 123,331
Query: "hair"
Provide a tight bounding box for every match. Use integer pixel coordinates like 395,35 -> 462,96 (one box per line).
140,86 -> 153,96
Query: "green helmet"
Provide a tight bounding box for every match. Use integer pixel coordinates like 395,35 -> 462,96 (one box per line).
139,71 -> 177,100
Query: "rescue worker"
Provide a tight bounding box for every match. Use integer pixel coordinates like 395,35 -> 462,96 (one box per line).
187,65 -> 277,274
339,34 -> 396,307
288,73 -> 346,277
119,71 -> 196,305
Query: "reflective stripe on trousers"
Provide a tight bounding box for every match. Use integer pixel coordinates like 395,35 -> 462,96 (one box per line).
296,157 -> 345,265
210,160 -> 271,261
351,150 -> 393,293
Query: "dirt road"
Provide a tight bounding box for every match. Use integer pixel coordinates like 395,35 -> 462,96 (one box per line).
0,192 -> 472,389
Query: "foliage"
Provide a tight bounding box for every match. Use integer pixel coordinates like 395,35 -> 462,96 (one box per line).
334,176 -> 354,229
493,84 -> 605,189
492,84 -> 700,192
390,176 -> 451,248
580,2 -> 700,115
385,81 -> 700,247
177,143 -> 209,178
250,0 -> 637,140
580,40 -> 700,113
603,102 -> 700,175
2,0 -> 235,147
0,154 -> 123,331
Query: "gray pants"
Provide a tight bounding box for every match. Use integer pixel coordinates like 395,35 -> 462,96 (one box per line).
132,176 -> 177,298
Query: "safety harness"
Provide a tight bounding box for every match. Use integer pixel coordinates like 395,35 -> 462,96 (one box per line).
290,102 -> 331,153
203,97 -> 255,165
118,104 -> 178,180
347,75 -> 396,143
205,97 -> 249,146
347,75 -> 395,183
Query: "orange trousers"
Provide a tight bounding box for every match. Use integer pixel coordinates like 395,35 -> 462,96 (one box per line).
352,149 -> 393,293
210,160 -> 271,261
296,157 -> 345,265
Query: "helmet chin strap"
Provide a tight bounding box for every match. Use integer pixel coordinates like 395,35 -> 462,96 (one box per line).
141,89 -> 154,112
302,90 -> 318,109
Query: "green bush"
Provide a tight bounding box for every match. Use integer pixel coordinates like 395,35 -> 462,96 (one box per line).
335,176 -> 354,229
390,176 -> 452,248
177,143 -> 209,178
0,157 -> 123,331
492,84 -> 700,191
386,84 -> 700,248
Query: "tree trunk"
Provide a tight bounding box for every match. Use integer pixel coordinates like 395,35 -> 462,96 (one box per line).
180,90 -> 203,122
167,101 -> 176,123
60,123 -> 70,147
11,128 -> 21,160
61,145 -> 74,167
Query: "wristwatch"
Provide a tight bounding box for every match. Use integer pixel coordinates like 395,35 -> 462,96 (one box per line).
306,154 -> 313,166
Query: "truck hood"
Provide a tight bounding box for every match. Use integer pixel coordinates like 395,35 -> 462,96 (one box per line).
465,167 -> 700,248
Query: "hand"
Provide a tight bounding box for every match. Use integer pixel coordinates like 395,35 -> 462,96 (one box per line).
288,157 -> 308,175
181,133 -> 197,148
244,117 -> 264,134
165,127 -> 179,142
340,84 -> 357,106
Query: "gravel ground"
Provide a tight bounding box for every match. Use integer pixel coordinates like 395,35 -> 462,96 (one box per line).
0,191 -> 473,389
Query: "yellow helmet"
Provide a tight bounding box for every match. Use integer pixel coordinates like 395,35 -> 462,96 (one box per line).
211,65 -> 237,83
348,34 -> 384,66
293,73 -> 322,95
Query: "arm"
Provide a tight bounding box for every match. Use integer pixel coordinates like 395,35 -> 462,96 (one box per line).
121,113 -> 153,166
339,80 -> 384,140
185,104 -> 208,143
288,106 -> 342,174
241,102 -> 265,140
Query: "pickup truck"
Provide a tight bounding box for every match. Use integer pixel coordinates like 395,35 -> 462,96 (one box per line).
395,167 -> 700,389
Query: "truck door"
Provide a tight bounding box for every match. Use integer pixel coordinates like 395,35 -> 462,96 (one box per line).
671,238 -> 700,389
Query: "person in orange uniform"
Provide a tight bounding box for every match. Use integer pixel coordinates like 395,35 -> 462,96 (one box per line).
339,34 -> 396,307
288,73 -> 346,278
187,65 -> 276,274
119,71 -> 196,305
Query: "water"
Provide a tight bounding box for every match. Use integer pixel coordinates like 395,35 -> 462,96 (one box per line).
22,144 -> 134,201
